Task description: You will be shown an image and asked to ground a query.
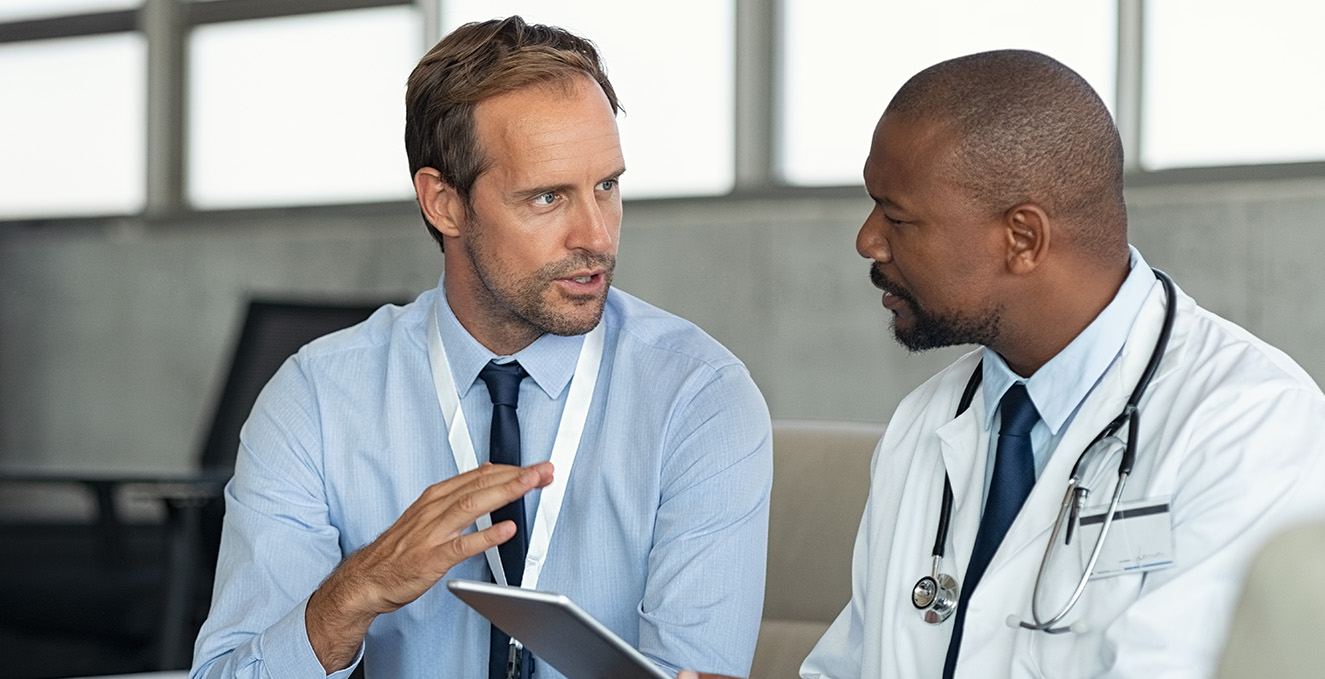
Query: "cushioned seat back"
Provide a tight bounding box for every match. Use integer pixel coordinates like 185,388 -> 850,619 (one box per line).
751,420 -> 883,679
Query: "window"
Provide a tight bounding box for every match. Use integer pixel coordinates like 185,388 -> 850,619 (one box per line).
442,0 -> 736,199
1142,0 -> 1325,169
0,33 -> 145,219
0,0 -> 136,22
188,6 -> 420,209
2,0 -> 1324,221
779,0 -> 1116,186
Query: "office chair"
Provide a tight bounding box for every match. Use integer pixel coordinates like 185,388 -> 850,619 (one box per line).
0,297 -> 392,678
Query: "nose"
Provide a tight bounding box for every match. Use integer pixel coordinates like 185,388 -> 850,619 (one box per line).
857,206 -> 892,263
567,194 -> 618,254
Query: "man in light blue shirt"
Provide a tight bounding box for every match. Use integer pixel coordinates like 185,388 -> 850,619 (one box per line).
191,16 -> 771,679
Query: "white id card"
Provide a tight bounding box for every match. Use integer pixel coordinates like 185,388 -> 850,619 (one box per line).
1077,497 -> 1174,579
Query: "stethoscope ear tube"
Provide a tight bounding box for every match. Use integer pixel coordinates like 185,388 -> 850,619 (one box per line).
917,268 -> 1178,631
1021,469 -> 1130,633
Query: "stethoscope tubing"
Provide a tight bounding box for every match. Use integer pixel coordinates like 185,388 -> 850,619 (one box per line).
919,268 -> 1177,632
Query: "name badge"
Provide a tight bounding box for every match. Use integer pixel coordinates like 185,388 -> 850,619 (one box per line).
1077,496 -> 1174,579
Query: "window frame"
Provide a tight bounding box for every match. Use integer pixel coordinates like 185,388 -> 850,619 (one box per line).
1,0 -> 1323,226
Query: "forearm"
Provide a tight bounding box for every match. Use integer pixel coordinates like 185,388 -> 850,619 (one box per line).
306,563 -> 379,673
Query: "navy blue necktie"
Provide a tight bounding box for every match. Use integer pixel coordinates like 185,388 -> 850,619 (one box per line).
478,360 -> 533,679
942,383 -> 1039,679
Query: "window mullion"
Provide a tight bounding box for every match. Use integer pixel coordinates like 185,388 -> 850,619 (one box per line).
142,0 -> 186,217
733,0 -> 776,193
1116,0 -> 1143,174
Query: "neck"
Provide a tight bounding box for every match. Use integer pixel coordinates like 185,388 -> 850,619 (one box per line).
993,261 -> 1129,377
442,271 -> 542,357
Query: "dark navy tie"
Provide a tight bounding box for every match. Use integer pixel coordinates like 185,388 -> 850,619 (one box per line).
942,383 -> 1039,679
478,360 -> 533,679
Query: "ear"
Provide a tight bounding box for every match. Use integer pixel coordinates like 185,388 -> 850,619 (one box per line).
413,167 -> 466,240
1003,203 -> 1050,275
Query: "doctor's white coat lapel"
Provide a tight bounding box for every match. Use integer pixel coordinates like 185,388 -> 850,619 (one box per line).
934,385 -> 988,591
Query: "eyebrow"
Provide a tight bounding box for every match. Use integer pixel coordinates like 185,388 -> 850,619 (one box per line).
516,166 -> 627,200
867,191 -> 904,211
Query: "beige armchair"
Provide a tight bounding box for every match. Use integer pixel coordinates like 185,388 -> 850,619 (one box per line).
750,420 -> 884,679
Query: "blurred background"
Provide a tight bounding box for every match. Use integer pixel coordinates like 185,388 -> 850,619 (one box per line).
1,0 -> 1323,676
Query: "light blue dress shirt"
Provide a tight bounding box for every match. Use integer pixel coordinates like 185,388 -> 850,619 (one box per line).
191,281 -> 773,679
979,247 -> 1158,501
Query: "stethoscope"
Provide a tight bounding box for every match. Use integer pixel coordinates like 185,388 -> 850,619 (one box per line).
911,268 -> 1177,634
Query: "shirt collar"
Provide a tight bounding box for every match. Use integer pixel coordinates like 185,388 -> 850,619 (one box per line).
435,280 -> 583,400
982,246 -> 1157,433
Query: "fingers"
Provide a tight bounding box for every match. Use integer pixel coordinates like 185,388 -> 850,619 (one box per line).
435,463 -> 554,525
318,462 -> 557,623
439,518 -> 517,565
427,461 -> 554,504
380,462 -> 555,569
402,463 -> 548,529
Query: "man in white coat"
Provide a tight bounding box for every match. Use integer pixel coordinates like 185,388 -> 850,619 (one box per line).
800,50 -> 1325,679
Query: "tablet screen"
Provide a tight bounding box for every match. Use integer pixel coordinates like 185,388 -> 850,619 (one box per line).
447,579 -> 673,679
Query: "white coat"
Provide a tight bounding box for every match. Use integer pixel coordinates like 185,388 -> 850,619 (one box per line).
802,278 -> 1325,679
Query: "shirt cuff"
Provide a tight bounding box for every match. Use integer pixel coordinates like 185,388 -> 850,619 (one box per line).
258,596 -> 364,679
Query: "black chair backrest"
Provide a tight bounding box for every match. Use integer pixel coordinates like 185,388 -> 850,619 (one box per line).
198,299 -> 391,473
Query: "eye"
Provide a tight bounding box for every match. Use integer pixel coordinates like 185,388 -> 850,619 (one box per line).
532,191 -> 556,206
597,179 -> 617,192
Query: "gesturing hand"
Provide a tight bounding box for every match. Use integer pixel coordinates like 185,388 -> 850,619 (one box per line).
306,461 -> 555,671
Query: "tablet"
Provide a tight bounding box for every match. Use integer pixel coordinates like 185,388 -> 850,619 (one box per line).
447,578 -> 673,679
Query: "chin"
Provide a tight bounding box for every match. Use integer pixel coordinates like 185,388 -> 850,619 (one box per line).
539,299 -> 608,337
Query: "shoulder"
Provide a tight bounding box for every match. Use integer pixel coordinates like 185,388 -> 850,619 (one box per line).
598,289 -> 767,433
1144,290 -> 1325,512
602,288 -> 749,376
292,292 -> 431,370
866,349 -> 984,479
253,293 -> 433,413
889,349 -> 986,429
1170,291 -> 1323,407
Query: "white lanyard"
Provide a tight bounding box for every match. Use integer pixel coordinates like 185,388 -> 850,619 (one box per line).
426,305 -> 604,591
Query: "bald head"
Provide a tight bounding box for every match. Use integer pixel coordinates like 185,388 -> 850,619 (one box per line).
885,50 -> 1127,262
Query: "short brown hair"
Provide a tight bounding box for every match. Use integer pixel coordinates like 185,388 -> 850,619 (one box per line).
405,15 -> 620,250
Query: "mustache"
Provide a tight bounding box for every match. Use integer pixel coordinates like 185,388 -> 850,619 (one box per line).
540,252 -> 616,280
869,263 -> 915,304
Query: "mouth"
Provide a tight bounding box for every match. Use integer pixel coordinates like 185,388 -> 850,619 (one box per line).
869,264 -> 915,313
880,290 -> 908,313
556,269 -> 608,295
542,253 -> 616,299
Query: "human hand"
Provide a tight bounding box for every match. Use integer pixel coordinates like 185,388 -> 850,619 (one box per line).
306,462 -> 554,670
676,672 -> 745,679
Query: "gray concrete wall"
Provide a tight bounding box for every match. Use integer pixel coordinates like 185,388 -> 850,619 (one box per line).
2,178 -> 1323,490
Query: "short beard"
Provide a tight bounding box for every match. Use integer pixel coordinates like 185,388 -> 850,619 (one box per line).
869,263 -> 1001,352
465,204 -> 615,340
508,253 -> 615,337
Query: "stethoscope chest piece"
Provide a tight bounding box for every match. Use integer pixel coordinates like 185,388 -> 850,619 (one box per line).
912,572 -> 959,623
